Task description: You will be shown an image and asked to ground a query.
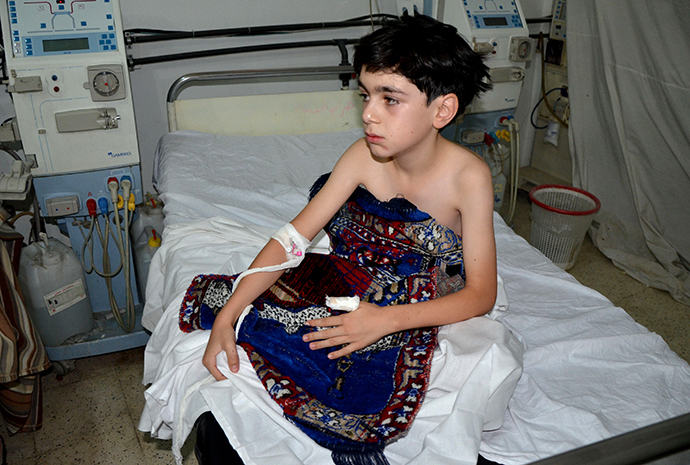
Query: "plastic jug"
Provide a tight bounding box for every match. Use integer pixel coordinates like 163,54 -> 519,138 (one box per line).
131,194 -> 164,246
18,234 -> 93,347
131,194 -> 164,297
132,226 -> 161,296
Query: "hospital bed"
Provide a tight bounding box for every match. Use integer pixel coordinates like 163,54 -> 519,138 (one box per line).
138,67 -> 690,465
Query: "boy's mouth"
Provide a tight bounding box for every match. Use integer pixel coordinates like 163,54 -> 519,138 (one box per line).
365,132 -> 383,143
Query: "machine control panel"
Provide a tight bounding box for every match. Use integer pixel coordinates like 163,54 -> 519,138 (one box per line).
441,0 -> 532,113
460,0 -> 524,30
7,0 -> 119,58
0,0 -> 140,177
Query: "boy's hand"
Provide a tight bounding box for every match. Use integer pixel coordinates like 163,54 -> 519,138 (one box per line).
303,302 -> 391,359
202,310 -> 240,380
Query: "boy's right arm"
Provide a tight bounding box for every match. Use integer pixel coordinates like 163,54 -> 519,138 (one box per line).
202,139 -> 369,380
202,239 -> 292,380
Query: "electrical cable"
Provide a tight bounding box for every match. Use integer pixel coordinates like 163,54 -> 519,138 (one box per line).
124,16 -> 395,45
538,33 -> 569,129
129,38 -> 359,68
530,87 -> 563,129
7,210 -> 33,226
0,143 -> 21,161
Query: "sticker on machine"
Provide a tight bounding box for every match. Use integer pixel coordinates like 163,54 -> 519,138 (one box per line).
43,279 -> 88,316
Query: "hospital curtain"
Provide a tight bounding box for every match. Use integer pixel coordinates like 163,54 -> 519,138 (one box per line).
567,1 -> 690,305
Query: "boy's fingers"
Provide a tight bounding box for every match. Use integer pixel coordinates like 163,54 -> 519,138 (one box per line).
326,344 -> 358,360
225,346 -> 241,373
203,354 -> 228,381
306,314 -> 342,327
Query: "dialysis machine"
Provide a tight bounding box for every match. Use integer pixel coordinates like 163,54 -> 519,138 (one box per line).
399,0 -> 533,223
0,0 -> 147,361
444,0 -> 533,223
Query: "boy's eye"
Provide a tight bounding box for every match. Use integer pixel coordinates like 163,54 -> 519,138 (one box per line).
358,93 -> 370,102
384,96 -> 399,105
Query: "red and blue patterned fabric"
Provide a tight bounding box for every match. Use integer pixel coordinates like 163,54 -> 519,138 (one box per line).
179,174 -> 465,464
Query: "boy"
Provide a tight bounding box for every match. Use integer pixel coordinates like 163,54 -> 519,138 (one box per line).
193,13 -> 504,465
203,13 -> 496,381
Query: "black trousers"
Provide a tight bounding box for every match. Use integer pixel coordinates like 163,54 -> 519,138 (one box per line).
194,411 -> 504,465
194,412 -> 244,465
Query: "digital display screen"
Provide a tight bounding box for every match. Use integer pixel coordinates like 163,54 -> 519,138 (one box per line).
484,17 -> 509,26
42,37 -> 90,52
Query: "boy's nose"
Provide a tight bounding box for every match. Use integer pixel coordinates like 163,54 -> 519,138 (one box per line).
362,105 -> 379,124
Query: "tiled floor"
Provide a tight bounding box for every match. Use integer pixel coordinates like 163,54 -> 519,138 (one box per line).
2,192 -> 688,465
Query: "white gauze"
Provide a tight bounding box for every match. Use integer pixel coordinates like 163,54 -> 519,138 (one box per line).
326,296 -> 360,312
233,223 -> 311,334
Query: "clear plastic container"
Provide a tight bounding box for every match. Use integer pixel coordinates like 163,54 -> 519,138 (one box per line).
132,226 -> 161,295
529,185 -> 601,270
18,235 -> 93,347
131,194 -> 164,244
131,194 -> 164,296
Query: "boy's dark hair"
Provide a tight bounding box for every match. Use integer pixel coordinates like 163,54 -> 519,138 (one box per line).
353,14 -> 492,117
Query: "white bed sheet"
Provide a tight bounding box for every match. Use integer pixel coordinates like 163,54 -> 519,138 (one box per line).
140,130 -> 690,464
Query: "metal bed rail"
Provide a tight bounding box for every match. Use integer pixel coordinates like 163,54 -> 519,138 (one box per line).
528,411 -> 690,465
166,65 -> 355,103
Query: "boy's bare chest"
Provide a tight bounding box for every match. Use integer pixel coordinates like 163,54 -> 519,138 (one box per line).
371,182 -> 463,236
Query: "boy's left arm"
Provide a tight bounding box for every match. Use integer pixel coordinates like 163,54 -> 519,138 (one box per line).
305,161 -> 497,359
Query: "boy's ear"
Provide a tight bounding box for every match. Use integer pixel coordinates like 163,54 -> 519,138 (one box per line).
433,94 -> 459,129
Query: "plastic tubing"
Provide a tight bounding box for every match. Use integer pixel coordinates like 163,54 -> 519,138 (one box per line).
103,178 -> 135,332
96,214 -> 122,320
507,120 -> 520,225
109,197 -> 135,333
79,219 -> 96,274
121,176 -> 135,332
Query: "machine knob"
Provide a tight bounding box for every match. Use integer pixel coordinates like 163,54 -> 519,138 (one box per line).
107,113 -> 121,129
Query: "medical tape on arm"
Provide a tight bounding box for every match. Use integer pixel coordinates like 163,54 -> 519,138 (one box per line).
233,223 -> 311,333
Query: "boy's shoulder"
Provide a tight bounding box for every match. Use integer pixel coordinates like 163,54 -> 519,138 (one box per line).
440,138 -> 490,178
438,140 -> 494,209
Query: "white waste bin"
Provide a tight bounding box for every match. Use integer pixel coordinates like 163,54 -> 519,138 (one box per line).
529,185 -> 601,270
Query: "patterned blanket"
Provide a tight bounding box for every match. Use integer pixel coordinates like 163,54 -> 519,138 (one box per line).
180,174 -> 465,464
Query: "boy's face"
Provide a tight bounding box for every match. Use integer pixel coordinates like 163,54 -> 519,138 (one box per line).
358,68 -> 442,160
